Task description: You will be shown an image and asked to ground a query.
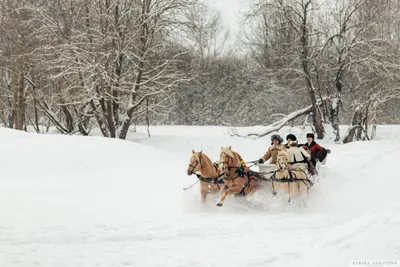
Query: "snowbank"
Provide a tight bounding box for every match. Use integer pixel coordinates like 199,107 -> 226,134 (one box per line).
0,126 -> 399,267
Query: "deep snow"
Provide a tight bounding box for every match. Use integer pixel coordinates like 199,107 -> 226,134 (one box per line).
0,126 -> 399,267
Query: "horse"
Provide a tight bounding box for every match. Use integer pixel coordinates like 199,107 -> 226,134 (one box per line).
187,150 -> 225,204
274,151 -> 312,205
217,146 -> 266,207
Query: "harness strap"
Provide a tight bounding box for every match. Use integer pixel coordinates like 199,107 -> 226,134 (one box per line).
195,173 -> 225,184
213,162 -> 222,176
271,170 -> 313,189
271,177 -> 313,188
237,176 -> 251,197
235,153 -> 248,169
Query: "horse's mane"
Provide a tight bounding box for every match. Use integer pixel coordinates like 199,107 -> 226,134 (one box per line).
192,152 -> 212,166
200,153 -> 212,165
220,147 -> 235,158
191,151 -> 216,177
278,150 -> 290,160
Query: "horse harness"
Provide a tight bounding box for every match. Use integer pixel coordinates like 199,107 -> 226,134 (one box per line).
271,169 -> 314,190
192,162 -> 225,189
221,151 -> 313,198
188,158 -> 201,175
276,150 -> 313,189
224,152 -> 284,196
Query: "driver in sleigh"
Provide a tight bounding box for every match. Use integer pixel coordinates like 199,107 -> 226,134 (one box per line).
258,134 -> 286,165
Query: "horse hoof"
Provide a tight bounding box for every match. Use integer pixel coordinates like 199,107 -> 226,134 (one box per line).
217,203 -> 223,207
273,192 -> 277,196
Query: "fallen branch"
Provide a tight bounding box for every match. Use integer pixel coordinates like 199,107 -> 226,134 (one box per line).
231,98 -> 328,138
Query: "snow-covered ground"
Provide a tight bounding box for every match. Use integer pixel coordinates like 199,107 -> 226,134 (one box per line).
0,126 -> 399,267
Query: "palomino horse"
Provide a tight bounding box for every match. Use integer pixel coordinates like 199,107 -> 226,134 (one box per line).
217,146 -> 264,207
187,150 -> 225,204
274,151 -> 312,205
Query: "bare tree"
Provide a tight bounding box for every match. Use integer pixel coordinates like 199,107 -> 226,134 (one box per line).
244,0 -> 326,138
0,0 -> 40,130
0,0 -> 400,141
14,0 -> 201,139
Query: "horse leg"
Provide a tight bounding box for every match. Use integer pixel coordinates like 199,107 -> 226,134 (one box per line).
200,190 -> 207,204
297,181 -> 308,208
220,184 -> 228,194
200,183 -> 207,204
217,187 -> 239,207
272,181 -> 278,196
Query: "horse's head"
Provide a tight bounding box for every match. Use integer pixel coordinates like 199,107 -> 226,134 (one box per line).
219,146 -> 239,176
276,151 -> 290,171
187,150 -> 203,175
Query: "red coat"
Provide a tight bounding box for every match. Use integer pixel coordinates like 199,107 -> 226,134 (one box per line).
303,141 -> 323,158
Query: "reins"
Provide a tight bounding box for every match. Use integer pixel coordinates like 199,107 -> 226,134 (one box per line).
183,172 -> 225,191
272,162 -> 313,187
183,179 -> 200,191
231,170 -> 275,196
270,173 -> 313,188
184,161 -> 225,191
246,160 -> 259,168
188,160 -> 200,175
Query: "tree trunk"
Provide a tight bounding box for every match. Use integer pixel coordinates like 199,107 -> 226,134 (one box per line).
33,97 -> 39,133
146,97 -> 150,138
361,104 -> 370,141
343,105 -> 362,144
0,111 -> 8,127
74,106 -> 92,136
118,0 -> 150,139
78,70 -> 109,137
330,96 -> 341,142
311,97 -> 325,139
300,1 -> 324,139
12,68 -> 26,130
118,94 -> 138,140
29,74 -> 40,133
76,116 -> 89,136
7,85 -> 13,128
113,4 -> 122,127
97,86 -> 116,137
371,110 -> 377,140
61,105 -> 74,133
38,100 -> 70,134
103,93 -> 116,138
89,99 -> 109,137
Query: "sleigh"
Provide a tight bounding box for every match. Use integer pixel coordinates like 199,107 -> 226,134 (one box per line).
258,163 -> 276,178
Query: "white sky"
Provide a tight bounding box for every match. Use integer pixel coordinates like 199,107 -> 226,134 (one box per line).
206,0 -> 249,50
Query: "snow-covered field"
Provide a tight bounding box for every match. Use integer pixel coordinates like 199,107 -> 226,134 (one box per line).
0,125 -> 399,267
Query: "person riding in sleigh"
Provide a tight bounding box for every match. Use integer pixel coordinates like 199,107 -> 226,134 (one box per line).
302,133 -> 331,168
258,134 -> 285,165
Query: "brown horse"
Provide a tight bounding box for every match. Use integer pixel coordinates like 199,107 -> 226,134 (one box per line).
187,150 -> 225,204
274,151 -> 312,205
217,146 -> 264,207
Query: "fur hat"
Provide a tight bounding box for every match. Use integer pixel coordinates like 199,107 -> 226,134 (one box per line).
270,134 -> 283,143
286,134 -> 297,141
306,133 -> 315,139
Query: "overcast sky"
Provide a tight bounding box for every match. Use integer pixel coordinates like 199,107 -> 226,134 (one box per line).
207,0 -> 249,50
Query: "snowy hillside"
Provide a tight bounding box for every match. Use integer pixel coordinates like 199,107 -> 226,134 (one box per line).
0,126 -> 399,267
